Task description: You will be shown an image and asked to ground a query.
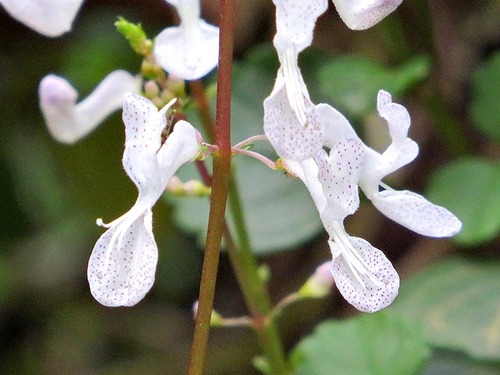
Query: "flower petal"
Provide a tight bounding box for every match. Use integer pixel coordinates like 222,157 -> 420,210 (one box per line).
39,71 -> 139,144
154,21 -> 219,80
329,236 -> 399,312
88,210 -> 158,307
377,90 -> 411,145
264,75 -> 323,160
121,93 -> 173,193
273,0 -> 328,52
333,0 -> 403,30
157,120 -> 200,175
316,103 -> 357,148
284,157 -> 327,214
1,0 -> 83,37
316,138 -> 363,221
371,189 -> 462,237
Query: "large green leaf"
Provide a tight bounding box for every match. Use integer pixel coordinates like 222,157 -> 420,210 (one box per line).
170,49 -> 323,254
317,55 -> 430,120
470,52 -> 500,142
290,311 -> 430,375
422,351 -> 500,375
392,257 -> 500,362
426,158 -> 500,246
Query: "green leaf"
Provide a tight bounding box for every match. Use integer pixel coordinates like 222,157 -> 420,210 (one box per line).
170,47 -> 323,254
290,311 -> 430,375
470,52 -> 500,142
391,257 -> 500,362
318,55 -> 430,120
423,351 -> 500,375
426,158 -> 500,246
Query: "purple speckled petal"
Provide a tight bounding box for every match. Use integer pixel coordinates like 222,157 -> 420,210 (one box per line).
316,138 -> 364,221
333,0 -> 403,30
329,236 -> 399,313
372,189 -> 462,237
88,210 -> 158,307
273,0 -> 328,52
264,78 -> 323,161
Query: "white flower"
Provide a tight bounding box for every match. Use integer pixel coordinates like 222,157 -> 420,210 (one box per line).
39,70 -> 140,144
264,0 -> 328,161
87,93 -> 201,307
358,90 -> 462,237
285,135 -> 399,313
154,0 -> 219,80
1,0 -> 84,37
332,0 -> 403,30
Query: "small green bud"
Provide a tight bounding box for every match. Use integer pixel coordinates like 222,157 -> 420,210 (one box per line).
115,17 -> 151,56
256,264 -> 271,284
298,261 -> 333,299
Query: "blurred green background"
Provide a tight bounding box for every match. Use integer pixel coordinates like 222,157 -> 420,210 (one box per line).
0,0 -> 499,374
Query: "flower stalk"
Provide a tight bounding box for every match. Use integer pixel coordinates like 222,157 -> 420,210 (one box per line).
187,0 -> 234,373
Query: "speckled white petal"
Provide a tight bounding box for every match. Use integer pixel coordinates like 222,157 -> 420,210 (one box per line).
264,78 -> 323,161
88,210 -> 158,307
316,138 -> 363,221
332,0 -> 403,30
372,189 -> 462,237
273,0 -> 328,52
154,21 -> 219,80
39,71 -> 139,144
1,0 -> 84,36
329,237 -> 399,312
121,93 -> 172,194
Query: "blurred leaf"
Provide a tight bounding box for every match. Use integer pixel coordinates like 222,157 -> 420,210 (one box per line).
392,257 -> 500,362
318,55 -> 430,120
427,158 -> 500,246
290,310 -> 430,375
470,52 -> 500,142
422,351 -> 500,375
170,47 -> 323,254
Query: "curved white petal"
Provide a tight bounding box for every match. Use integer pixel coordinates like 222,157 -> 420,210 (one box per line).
371,189 -> 462,237
329,236 -> 399,312
88,210 -> 158,307
377,90 -> 411,145
39,71 -> 139,143
316,138 -> 363,221
1,0 -> 84,37
273,0 -> 328,52
157,120 -> 201,180
316,103 -> 357,148
333,0 -> 403,30
122,93 -> 167,192
264,74 -> 323,161
154,21 -> 219,80
284,157 -> 327,215
359,90 -> 419,197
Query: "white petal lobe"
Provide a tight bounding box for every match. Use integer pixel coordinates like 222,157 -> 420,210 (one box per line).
88,210 -> 158,307
329,237 -> 399,312
264,79 -> 323,160
2,0 -> 84,36
39,71 -> 139,144
333,0 -> 403,30
372,190 -> 462,237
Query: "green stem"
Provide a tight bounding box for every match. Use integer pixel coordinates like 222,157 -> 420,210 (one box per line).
226,180 -> 291,375
187,0 -> 234,374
